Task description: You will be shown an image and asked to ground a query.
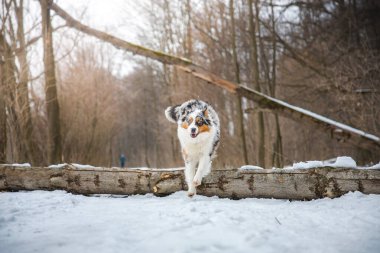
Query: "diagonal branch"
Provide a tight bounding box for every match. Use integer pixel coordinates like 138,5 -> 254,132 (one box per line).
51,3 -> 193,67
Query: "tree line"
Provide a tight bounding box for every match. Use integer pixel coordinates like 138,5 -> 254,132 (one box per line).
1,0 -> 379,168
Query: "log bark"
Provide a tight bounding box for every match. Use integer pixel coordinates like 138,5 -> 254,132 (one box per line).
50,2 -> 380,151
1,165 -> 379,200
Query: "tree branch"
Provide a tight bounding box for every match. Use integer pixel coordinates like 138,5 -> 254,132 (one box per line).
51,2 -> 193,67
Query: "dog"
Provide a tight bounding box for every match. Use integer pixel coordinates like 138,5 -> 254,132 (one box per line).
165,99 -> 220,197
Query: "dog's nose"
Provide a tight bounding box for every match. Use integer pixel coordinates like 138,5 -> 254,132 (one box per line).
191,128 -> 196,133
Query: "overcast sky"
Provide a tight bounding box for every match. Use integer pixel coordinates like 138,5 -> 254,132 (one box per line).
56,0 -> 147,43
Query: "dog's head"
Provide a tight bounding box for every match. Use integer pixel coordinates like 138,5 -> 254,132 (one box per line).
181,108 -> 211,138
165,100 -> 212,139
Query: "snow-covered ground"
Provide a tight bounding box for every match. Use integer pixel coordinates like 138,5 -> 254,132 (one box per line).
1,191 -> 379,253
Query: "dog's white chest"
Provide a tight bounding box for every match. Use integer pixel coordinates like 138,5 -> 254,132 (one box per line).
177,127 -> 213,158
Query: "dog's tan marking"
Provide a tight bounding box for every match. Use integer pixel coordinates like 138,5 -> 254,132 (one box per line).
198,124 -> 210,133
203,109 -> 209,117
181,117 -> 193,129
181,122 -> 188,129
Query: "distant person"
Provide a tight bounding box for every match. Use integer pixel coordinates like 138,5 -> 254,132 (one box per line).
120,154 -> 126,168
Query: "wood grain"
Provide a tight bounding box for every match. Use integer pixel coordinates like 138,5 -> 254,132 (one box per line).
1,165 -> 379,200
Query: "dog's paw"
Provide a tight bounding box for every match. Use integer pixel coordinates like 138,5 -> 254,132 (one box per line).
188,187 -> 196,197
188,184 -> 196,197
193,178 -> 201,187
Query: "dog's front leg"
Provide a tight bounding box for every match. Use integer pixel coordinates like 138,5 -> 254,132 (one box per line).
184,160 -> 197,197
193,155 -> 211,187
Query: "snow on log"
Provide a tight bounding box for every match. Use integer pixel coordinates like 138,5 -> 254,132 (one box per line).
1,164 -> 379,200
50,3 -> 380,150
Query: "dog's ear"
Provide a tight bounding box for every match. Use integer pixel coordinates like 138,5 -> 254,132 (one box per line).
165,105 -> 180,123
202,107 -> 209,117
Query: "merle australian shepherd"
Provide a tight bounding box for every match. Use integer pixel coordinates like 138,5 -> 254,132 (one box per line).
165,99 -> 220,197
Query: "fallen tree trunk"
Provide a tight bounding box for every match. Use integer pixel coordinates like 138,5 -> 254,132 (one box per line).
1,164 -> 379,200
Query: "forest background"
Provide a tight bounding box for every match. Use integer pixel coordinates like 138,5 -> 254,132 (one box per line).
1,0 -> 379,168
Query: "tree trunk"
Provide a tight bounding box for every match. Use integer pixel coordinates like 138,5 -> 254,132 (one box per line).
272,116 -> 283,167
1,164 -> 379,200
0,33 -> 26,162
40,0 -> 62,164
14,0 -> 40,165
248,0 -> 266,168
0,45 -> 6,163
229,0 -> 248,165
269,0 -> 283,168
184,0 -> 193,59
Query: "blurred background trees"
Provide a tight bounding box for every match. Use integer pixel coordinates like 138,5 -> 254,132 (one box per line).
0,0 -> 379,168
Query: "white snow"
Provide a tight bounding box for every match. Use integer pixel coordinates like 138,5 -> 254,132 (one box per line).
45,164 -> 185,171
1,190 -> 379,253
241,157 -> 362,171
71,163 -> 100,170
3,163 -> 32,167
279,156 -> 364,170
239,165 -> 265,171
128,167 -> 185,171
367,162 -> 380,170
292,161 -> 324,169
329,156 -> 357,168
48,163 -> 68,169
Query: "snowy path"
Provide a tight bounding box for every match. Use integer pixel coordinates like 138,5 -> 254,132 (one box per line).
0,191 -> 379,253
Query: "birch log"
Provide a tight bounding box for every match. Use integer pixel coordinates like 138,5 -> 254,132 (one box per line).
1,164 -> 379,200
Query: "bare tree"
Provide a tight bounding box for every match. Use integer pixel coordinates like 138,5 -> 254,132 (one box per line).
13,0 -> 40,164
269,0 -> 283,168
229,0 -> 248,164
40,0 -> 62,164
0,37 -> 6,163
0,32 -> 27,162
248,0 -> 265,167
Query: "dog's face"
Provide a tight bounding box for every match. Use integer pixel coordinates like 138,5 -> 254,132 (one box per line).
180,109 -> 211,139
165,100 -> 215,141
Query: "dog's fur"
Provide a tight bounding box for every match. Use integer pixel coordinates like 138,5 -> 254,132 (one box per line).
165,99 -> 220,197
